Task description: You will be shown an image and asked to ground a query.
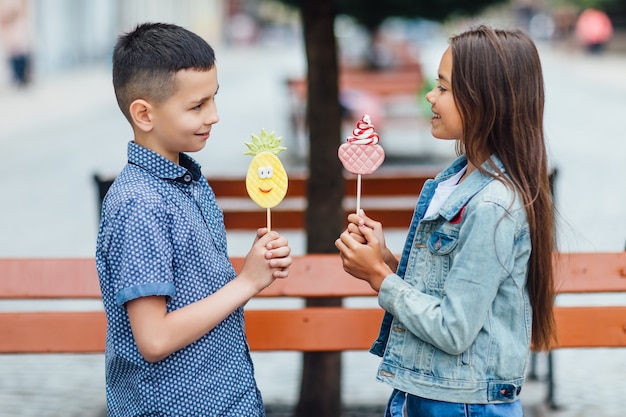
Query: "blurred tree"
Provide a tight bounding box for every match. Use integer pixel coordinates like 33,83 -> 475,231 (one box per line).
273,1 -> 507,416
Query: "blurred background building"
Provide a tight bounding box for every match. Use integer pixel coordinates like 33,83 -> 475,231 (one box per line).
1,0 -> 624,85
0,0 -> 303,82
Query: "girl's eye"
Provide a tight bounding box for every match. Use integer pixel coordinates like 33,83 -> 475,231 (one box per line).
437,85 -> 447,92
192,104 -> 202,111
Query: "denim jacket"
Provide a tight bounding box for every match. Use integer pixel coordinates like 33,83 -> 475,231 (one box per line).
370,154 -> 532,404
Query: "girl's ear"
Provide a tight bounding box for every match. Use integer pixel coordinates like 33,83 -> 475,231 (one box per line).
129,99 -> 153,132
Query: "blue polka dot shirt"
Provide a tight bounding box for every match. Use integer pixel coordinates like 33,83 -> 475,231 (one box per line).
96,142 -> 265,416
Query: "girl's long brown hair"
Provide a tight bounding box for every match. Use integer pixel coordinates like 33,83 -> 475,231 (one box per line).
450,26 -> 555,351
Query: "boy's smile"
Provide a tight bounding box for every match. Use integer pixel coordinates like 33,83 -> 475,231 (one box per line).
137,68 -> 219,164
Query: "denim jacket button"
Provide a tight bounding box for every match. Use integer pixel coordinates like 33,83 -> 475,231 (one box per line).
183,174 -> 192,183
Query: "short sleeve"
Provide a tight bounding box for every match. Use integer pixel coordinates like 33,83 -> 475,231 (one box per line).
105,197 -> 176,307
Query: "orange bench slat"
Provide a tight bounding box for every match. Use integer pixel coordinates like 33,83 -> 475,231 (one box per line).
552,306 -> 626,348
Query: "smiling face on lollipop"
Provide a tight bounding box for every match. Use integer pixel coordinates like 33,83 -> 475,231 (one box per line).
244,129 -> 288,209
246,151 -> 287,208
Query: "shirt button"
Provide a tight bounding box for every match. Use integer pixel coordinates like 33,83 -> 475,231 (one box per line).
183,174 -> 192,183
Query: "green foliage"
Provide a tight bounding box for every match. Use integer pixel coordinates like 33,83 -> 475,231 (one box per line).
277,0 -> 508,31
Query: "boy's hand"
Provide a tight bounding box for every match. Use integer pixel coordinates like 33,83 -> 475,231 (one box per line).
240,228 -> 292,292
257,228 -> 292,279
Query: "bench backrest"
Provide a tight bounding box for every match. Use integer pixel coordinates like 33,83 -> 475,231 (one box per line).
1,252 -> 625,353
95,168 -> 441,230
285,65 -> 424,100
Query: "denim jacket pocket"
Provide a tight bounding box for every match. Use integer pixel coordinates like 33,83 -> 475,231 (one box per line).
427,230 -> 458,255
424,229 -> 459,292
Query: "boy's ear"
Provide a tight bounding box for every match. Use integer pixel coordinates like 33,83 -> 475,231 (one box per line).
129,99 -> 154,132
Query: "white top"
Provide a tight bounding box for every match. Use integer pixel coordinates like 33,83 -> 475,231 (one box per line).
423,166 -> 467,218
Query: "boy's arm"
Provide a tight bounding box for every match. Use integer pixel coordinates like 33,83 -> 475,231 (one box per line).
126,278 -> 258,363
127,230 -> 291,363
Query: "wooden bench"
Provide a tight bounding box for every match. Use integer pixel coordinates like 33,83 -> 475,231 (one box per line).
0,255 -> 379,353
531,251 -> 626,407
285,65 -> 424,104
1,252 -> 624,354
285,65 -> 425,154
93,166 -> 443,231
94,167 -> 560,232
0,253 -> 624,411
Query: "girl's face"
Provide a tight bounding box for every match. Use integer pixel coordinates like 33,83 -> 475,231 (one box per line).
425,47 -> 463,141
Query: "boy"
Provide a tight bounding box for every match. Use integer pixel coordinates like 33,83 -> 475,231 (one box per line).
96,22 -> 292,416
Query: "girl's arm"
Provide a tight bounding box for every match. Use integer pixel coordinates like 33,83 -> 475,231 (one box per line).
379,201 -> 520,355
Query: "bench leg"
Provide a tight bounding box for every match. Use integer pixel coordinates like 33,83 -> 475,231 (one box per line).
545,351 -> 560,409
528,351 -> 539,380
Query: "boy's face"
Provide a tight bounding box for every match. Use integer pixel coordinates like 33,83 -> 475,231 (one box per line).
142,68 -> 219,163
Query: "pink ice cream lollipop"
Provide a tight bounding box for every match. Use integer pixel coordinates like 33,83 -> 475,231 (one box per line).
338,114 -> 385,214
337,114 -> 385,213
338,114 -> 385,175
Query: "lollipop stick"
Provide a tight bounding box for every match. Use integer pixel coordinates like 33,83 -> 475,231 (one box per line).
356,174 -> 362,214
267,207 -> 272,232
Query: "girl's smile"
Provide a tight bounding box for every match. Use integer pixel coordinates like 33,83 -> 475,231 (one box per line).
425,47 -> 463,141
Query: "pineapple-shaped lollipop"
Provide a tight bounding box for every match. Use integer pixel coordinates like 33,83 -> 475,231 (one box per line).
244,129 -> 288,230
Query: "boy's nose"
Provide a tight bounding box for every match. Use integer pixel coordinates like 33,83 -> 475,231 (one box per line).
205,108 -> 219,125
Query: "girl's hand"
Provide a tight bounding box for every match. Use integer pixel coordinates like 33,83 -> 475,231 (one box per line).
335,222 -> 392,292
344,211 -> 398,272
346,210 -> 386,246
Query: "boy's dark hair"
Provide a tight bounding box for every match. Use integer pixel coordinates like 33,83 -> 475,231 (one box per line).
112,22 -> 216,123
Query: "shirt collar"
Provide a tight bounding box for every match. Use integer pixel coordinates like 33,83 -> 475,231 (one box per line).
127,141 -> 202,183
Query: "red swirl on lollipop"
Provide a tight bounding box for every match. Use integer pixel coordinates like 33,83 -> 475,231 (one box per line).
348,114 -> 380,145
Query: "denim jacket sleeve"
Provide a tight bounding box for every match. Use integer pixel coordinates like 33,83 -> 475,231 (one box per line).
377,184 -> 528,355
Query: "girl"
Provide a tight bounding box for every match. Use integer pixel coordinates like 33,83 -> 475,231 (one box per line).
335,25 -> 555,417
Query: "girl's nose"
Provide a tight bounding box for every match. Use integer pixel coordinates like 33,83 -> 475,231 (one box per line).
425,89 -> 435,104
